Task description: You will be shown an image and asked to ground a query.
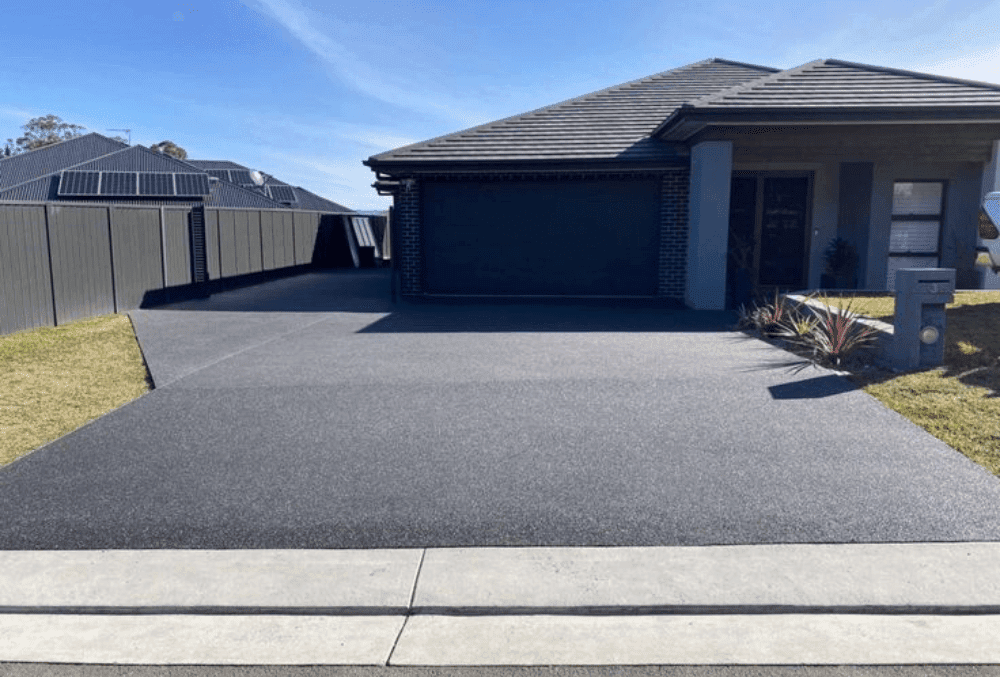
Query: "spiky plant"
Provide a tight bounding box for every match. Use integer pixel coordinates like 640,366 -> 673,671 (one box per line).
786,299 -> 881,367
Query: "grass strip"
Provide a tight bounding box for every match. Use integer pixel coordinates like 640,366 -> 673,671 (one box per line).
0,314 -> 151,467
814,291 -> 1000,477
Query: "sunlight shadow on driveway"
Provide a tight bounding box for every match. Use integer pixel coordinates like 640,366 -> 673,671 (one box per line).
769,374 -> 858,399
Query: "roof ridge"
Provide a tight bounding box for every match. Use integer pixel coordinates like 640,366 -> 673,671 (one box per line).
822,58 -> 1000,93
681,59 -> 826,108
128,145 -> 213,173
0,131 -> 128,163
648,60 -> 810,137
365,58 -> 777,164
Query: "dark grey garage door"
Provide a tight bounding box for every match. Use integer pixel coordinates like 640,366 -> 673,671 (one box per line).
422,178 -> 660,295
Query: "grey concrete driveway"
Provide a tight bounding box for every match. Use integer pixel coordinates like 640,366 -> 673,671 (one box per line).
2,269 -> 1000,549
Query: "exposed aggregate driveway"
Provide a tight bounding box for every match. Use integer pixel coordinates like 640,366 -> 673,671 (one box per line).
2,269 -> 1000,549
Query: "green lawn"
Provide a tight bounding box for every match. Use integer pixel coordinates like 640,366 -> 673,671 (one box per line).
815,291 -> 1000,477
0,315 -> 151,466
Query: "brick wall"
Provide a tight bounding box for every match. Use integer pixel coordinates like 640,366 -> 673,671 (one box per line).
393,179 -> 422,294
657,169 -> 690,299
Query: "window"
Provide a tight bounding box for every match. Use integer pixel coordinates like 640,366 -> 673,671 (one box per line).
887,181 -> 944,290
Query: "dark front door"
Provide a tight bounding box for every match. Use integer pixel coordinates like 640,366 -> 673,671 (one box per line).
727,173 -> 811,308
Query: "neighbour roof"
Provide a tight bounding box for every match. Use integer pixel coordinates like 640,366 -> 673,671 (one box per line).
186,159 -> 352,211
183,160 -> 250,171
0,132 -> 127,189
656,59 -> 1000,140
0,134 -> 352,211
366,58 -> 778,168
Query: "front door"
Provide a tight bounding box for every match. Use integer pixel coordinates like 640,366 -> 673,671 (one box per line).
726,173 -> 812,308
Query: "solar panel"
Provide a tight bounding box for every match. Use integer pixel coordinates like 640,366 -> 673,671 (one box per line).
174,173 -> 211,196
268,185 -> 296,203
100,172 -> 137,196
138,172 -> 175,196
206,169 -> 230,182
229,170 -> 252,185
58,171 -> 101,196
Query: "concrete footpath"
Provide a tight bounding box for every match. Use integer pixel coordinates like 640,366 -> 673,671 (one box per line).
2,543 -> 1000,665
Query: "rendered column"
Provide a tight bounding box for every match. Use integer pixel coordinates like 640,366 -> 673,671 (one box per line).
685,141 -> 733,310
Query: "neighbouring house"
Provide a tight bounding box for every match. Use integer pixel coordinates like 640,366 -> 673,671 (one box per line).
0,133 -> 384,336
0,132 -> 353,212
365,58 -> 1000,309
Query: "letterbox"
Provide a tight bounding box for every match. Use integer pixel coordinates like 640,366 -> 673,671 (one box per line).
891,268 -> 955,371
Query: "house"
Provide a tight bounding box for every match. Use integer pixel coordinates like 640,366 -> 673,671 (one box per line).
0,132 -> 353,213
365,58 -> 1000,309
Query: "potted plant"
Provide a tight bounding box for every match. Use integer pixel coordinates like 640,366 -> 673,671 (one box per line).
821,237 -> 858,289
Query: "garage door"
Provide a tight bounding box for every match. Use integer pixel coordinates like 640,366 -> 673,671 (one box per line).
422,178 -> 661,295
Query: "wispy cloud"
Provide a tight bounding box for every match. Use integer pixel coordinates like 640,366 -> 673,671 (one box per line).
249,0 -> 488,128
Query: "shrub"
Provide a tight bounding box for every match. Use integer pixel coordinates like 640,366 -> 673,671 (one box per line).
780,297 -> 881,367
738,292 -> 880,368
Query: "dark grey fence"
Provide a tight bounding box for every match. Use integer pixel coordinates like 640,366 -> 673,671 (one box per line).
0,202 -> 377,336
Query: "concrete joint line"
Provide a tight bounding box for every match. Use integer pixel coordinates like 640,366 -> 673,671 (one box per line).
150,313 -> 334,388
385,548 -> 428,665
406,605 -> 1000,617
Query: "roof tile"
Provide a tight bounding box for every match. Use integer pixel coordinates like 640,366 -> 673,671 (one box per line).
367,58 -> 778,166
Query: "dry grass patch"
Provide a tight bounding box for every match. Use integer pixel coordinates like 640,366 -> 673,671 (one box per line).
815,291 -> 1000,477
0,315 -> 151,466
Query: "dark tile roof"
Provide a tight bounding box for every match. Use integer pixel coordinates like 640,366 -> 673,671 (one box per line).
186,159 -> 352,212
0,132 -> 127,189
366,58 -> 778,168
0,144 -> 214,202
75,145 -> 201,173
204,180 -> 288,209
0,133 -> 352,211
290,186 -> 351,212
183,160 -> 248,170
656,59 -> 1000,140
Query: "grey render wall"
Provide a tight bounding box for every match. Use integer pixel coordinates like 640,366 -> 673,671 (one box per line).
868,161 -> 983,289
1,202 -> 341,337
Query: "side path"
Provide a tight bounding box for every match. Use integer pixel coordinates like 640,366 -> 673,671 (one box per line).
2,544 -> 1000,665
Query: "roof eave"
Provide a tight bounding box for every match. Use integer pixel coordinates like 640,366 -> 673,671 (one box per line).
656,106 -> 1000,141
365,155 -> 690,176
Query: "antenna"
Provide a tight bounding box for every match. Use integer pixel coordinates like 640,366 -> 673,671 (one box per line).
108,129 -> 131,145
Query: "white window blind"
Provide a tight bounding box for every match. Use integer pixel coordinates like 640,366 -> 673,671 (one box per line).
889,220 -> 941,254
893,182 -> 943,215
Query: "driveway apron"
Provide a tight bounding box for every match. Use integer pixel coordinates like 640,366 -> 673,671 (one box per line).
2,269 -> 1000,549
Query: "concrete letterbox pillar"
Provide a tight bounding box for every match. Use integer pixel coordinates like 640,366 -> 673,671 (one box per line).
891,268 -> 955,371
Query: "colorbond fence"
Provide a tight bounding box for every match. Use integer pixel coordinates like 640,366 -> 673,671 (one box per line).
0,202 -> 368,336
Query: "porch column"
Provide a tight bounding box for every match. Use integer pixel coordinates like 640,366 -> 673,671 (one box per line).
686,141 -> 733,310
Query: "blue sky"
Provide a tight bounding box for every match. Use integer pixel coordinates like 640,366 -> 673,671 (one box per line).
4,0 -> 1000,211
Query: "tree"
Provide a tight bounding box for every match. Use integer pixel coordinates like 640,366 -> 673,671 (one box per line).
149,140 -> 188,160
10,114 -> 86,153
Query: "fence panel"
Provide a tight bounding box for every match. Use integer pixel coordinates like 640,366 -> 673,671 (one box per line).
233,210 -> 251,275
260,211 -> 275,271
0,205 -> 53,334
46,205 -> 115,324
293,211 -> 318,265
247,210 -> 263,273
163,209 -> 192,286
110,207 -> 164,312
217,210 -> 238,278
